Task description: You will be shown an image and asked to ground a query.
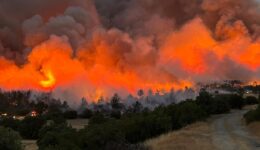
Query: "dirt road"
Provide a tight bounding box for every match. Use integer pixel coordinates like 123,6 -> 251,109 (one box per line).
212,110 -> 260,150
146,108 -> 260,150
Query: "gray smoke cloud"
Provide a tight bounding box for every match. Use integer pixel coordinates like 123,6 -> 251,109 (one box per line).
0,0 -> 260,104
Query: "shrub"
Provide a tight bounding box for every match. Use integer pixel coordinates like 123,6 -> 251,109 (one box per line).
209,96 -> 230,114
38,123 -> 80,150
167,101 -> 207,129
121,113 -> 171,143
0,126 -> 23,150
79,109 -> 93,119
227,94 -> 244,109
110,94 -> 122,110
79,121 -> 126,150
64,110 -> 78,119
19,116 -> 46,139
245,96 -> 259,105
0,117 -> 20,131
244,105 -> 260,124
45,111 -> 66,124
110,110 -> 121,119
88,113 -> 107,125
196,91 -> 214,114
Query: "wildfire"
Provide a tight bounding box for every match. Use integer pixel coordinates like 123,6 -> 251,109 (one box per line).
0,0 -> 260,103
40,70 -> 56,89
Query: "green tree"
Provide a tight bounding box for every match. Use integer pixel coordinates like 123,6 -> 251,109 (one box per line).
228,94 -> 244,109
88,113 -> 107,125
132,101 -> 143,113
0,126 -> 23,150
63,110 -> 78,119
245,96 -> 259,105
34,101 -> 48,114
19,116 -> 46,139
78,121 -> 126,150
110,94 -> 122,110
79,108 -> 93,119
137,89 -> 144,98
244,105 -> 260,124
196,90 -> 213,114
167,101 -> 207,129
0,117 -> 20,131
37,123 -> 80,150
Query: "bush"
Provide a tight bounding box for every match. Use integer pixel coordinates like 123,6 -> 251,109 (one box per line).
245,96 -> 259,105
227,94 -> 244,109
88,113 -> 107,125
167,101 -> 207,129
244,105 -> 260,124
35,94 -> 250,149
45,111 -> 66,124
110,110 -> 121,119
121,113 -> 171,143
196,92 -> 231,115
78,100 -> 206,147
209,96 -> 230,114
19,116 -> 46,139
79,109 -> 93,119
78,121 -> 126,150
64,110 -> 78,119
37,123 -> 80,150
0,126 -> 23,150
0,117 -> 20,131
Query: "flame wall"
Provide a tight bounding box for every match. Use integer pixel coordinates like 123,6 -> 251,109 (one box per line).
0,0 -> 260,102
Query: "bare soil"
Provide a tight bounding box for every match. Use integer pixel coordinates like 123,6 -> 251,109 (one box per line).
248,122 -> 260,140
22,140 -> 38,150
67,119 -> 88,130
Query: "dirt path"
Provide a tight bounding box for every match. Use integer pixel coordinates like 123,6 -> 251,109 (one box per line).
212,110 -> 260,150
22,140 -> 38,150
146,108 -> 260,150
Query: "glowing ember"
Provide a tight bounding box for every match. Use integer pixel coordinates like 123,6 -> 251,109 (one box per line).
30,111 -> 37,117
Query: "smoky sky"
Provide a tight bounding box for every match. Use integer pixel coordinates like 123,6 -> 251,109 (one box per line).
0,0 -> 260,83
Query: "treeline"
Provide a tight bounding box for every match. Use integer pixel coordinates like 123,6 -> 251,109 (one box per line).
35,92 -> 260,150
0,90 -> 259,150
0,90 -> 70,117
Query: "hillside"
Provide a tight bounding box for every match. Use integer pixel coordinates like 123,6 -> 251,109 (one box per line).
146,108 -> 260,150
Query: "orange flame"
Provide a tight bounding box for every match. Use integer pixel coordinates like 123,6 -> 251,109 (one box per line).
40,70 -> 56,89
0,17 -> 260,102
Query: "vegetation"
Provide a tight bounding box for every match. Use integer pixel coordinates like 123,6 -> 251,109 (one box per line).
0,117 -> 20,131
167,101 -> 207,130
244,105 -> 260,124
243,94 -> 260,124
79,108 -> 93,119
0,126 -> 23,150
0,88 -> 258,149
63,110 -> 78,119
244,96 -> 259,105
37,123 -> 80,150
18,116 -> 46,139
37,91 -> 238,150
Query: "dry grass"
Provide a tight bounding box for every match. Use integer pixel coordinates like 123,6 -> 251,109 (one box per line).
22,140 -> 38,150
67,119 -> 89,130
243,105 -> 258,110
248,122 -> 260,138
145,122 -> 216,150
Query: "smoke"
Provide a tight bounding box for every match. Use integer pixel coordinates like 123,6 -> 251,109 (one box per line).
0,0 -> 260,104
